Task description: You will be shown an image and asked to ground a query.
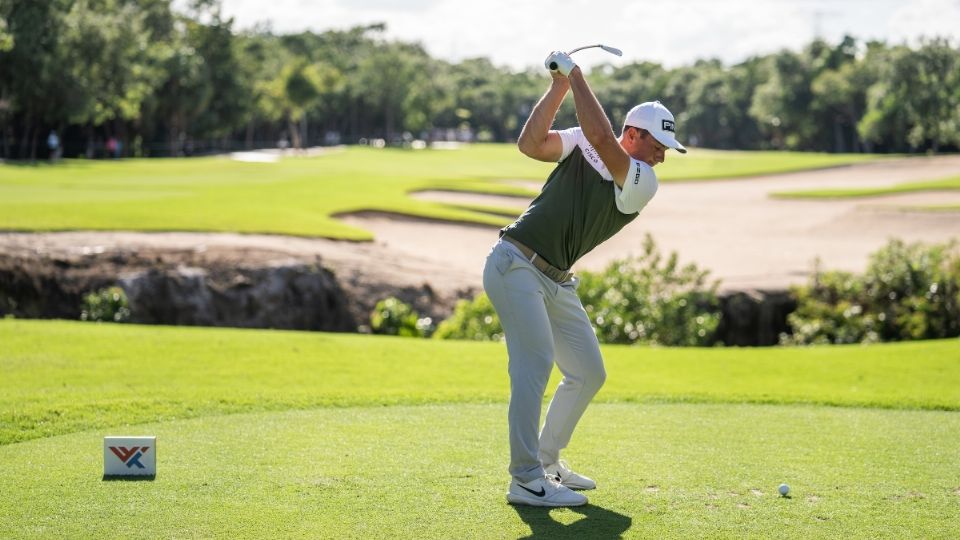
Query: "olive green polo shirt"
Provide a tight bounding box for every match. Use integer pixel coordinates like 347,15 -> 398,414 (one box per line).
502,128 -> 658,271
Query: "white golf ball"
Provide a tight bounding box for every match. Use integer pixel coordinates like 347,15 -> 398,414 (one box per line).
778,483 -> 790,496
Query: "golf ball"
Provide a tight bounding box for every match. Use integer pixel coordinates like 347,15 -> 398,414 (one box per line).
778,483 -> 790,496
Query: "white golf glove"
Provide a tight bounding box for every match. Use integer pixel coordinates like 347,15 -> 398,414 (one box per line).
544,51 -> 576,76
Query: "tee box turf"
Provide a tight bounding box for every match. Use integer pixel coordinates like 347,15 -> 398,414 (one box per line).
104,436 -> 156,477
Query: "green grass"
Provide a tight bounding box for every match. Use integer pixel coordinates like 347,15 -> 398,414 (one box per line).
2,404 -> 958,539
657,148 -> 883,180
3,320 -> 959,538
0,145 -> 884,240
3,320 -> 959,446
773,174 -> 960,210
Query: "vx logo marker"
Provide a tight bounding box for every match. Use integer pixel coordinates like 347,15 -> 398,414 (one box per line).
109,446 -> 150,469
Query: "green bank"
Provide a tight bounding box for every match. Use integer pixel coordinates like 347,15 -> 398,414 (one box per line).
3,320 -> 959,446
773,174 -> 960,211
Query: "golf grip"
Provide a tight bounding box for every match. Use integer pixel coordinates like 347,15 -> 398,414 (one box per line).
549,61 -> 558,70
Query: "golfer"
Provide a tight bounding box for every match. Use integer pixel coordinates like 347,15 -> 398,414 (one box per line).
483,50 -> 686,507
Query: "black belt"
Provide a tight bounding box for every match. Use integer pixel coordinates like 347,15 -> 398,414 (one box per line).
501,235 -> 573,283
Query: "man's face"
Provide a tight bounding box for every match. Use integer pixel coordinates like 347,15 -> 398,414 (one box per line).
625,127 -> 667,167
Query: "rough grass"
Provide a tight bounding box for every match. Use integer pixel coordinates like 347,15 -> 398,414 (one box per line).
0,145 -> 884,239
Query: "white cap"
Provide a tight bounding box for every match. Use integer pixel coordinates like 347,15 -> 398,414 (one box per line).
624,101 -> 687,153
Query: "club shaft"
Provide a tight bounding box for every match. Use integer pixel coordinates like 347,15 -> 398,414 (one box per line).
568,45 -> 601,55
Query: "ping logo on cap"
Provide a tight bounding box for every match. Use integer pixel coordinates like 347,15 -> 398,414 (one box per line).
109,446 -> 150,469
661,119 -> 675,133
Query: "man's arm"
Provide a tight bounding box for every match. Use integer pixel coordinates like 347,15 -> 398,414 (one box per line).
517,73 -> 569,162
567,66 -> 631,187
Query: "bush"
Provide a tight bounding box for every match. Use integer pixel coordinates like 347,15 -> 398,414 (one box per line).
370,297 -> 433,337
577,234 -> 722,346
782,239 -> 960,345
781,269 -> 880,345
434,235 -> 721,346
432,293 -> 503,342
80,286 -> 131,323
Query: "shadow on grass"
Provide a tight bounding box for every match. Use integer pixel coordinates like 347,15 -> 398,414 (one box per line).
102,475 -> 156,482
511,503 -> 631,539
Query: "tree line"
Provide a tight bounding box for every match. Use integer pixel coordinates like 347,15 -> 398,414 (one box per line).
1,0 -> 958,160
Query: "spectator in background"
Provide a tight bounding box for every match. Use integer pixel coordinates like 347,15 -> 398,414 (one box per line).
106,136 -> 118,159
47,130 -> 61,161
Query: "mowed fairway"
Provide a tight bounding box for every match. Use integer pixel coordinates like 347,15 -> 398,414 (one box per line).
0,146 -> 883,240
1,320 -> 959,538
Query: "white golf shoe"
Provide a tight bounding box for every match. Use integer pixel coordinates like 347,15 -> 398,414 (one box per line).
506,474 -> 588,507
543,460 -> 597,490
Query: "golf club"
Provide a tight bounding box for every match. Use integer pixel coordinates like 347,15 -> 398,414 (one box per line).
549,44 -> 623,70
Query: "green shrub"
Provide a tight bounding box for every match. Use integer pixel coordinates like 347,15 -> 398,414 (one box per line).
434,235 -> 721,346
432,293 -> 503,342
370,297 -> 432,338
80,286 -> 131,323
781,269 -> 881,345
577,234 -> 722,346
782,240 -> 960,345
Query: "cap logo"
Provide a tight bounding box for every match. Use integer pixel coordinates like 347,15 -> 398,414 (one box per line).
661,119 -> 675,133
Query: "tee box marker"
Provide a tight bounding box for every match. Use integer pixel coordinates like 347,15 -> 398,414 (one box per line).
104,436 -> 156,477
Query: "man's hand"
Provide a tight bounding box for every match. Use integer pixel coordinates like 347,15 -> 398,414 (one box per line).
544,51 -> 576,76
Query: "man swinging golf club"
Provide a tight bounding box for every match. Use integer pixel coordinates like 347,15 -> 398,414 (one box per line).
483,48 -> 686,507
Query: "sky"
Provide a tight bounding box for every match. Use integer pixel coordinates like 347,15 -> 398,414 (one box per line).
217,0 -> 960,70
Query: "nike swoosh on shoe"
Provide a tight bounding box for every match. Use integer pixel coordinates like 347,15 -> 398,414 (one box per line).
518,484 -> 545,497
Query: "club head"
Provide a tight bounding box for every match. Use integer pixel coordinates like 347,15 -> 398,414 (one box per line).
567,44 -> 623,58
600,45 -> 623,57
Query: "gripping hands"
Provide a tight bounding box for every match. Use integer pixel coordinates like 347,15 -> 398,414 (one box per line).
544,51 -> 576,76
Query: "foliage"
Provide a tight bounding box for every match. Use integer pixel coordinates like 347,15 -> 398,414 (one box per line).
782,240 -> 960,344
369,296 -> 432,338
79,286 -> 131,323
859,39 -> 960,152
1,1 -> 959,160
433,235 -> 721,346
577,234 -> 722,346
432,293 -> 502,342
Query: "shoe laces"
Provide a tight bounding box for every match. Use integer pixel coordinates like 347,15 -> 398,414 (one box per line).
544,473 -> 563,487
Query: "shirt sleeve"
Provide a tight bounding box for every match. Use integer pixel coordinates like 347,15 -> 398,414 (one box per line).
555,127 -> 583,162
613,158 -> 659,214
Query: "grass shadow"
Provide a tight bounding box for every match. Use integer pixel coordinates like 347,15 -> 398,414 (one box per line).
102,475 -> 156,482
511,503 -> 631,540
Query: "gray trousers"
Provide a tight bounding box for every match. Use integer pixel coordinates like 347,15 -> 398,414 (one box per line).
483,239 -> 606,483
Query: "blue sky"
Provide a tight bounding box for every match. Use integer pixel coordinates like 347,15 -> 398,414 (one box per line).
218,0 -> 960,69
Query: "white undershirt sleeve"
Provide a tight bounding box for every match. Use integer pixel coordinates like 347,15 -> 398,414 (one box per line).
614,158 -> 659,214
555,127 -> 584,162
